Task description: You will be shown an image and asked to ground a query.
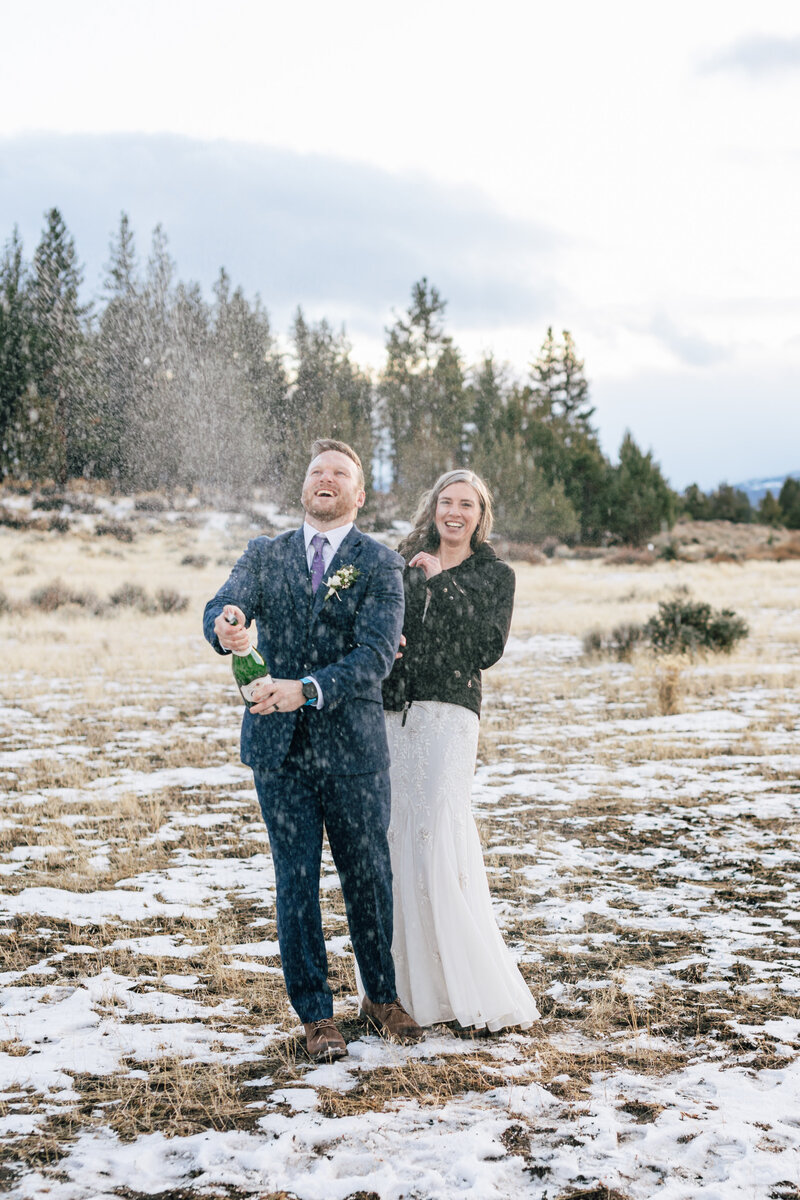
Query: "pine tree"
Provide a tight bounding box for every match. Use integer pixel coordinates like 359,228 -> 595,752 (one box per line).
556,331 -> 594,425
778,476 -> 800,529
681,483 -> 711,520
380,279 -> 468,503
28,208 -> 89,481
526,327 -> 610,542
608,432 -> 674,545
706,484 -> 752,523
528,327 -> 560,420
0,228 -> 31,478
212,272 -> 287,496
169,280 -> 215,489
465,360 -> 580,541
471,428 -> 579,542
466,355 -> 507,452
96,212 -> 143,483
123,224 -> 177,489
280,312 -> 374,505
757,490 -> 784,527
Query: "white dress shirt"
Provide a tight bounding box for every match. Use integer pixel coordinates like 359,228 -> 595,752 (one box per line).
302,521 -> 353,572
300,521 -> 354,708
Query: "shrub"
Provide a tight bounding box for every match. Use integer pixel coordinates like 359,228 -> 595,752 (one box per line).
30,580 -> 102,613
747,539 -> 800,562
582,628 -> 604,657
181,554 -> 209,568
644,597 -> 748,655
605,548 -> 656,565
48,515 -> 70,533
585,596 -> 748,660
134,494 -> 168,512
109,582 -> 152,611
107,583 -> 188,614
95,520 -> 135,542
0,589 -> 12,615
611,622 -> 646,659
0,505 -> 30,530
583,622 -> 644,660
66,496 -> 101,515
155,588 -> 189,614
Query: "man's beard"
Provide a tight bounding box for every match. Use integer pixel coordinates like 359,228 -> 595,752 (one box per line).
302,488 -> 353,523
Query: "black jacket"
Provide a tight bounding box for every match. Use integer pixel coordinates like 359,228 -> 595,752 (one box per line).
382,542 -> 515,718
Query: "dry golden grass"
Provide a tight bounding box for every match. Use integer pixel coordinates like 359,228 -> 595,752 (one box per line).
316,1053 -> 513,1116
1,514 -> 799,1180
4,519 -> 798,687
511,556 -> 800,641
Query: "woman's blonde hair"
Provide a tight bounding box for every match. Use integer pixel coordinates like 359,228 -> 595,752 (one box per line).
398,469 -> 494,561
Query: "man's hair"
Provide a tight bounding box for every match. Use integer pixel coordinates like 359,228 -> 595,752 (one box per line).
309,439 -> 365,489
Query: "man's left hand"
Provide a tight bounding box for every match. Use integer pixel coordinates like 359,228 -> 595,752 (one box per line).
249,678 -> 306,715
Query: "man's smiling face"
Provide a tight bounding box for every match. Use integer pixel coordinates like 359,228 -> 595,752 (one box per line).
301,450 -> 366,529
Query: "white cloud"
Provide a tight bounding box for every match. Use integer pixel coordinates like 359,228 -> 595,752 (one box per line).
2,0 -> 799,489
0,133 -> 559,334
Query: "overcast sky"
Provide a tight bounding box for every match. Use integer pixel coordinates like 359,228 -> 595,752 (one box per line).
1,0 -> 798,489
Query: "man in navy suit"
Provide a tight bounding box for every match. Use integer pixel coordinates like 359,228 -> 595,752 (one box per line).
204,439 -> 423,1058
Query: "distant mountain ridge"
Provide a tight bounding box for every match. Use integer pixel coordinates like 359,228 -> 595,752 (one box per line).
731,471 -> 800,505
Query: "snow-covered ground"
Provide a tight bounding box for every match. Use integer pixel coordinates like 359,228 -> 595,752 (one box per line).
1,518 -> 799,1199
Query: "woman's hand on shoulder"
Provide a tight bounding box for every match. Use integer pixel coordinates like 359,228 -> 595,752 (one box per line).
408,551 -> 442,580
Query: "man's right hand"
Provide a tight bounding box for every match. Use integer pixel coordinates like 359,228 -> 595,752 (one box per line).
214,605 -> 251,653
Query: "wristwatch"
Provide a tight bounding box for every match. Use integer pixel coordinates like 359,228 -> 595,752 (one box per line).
300,677 -> 318,707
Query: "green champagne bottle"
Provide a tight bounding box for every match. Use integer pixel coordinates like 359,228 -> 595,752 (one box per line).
224,614 -> 272,709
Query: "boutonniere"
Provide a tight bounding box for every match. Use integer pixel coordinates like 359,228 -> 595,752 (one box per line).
324,564 -> 360,602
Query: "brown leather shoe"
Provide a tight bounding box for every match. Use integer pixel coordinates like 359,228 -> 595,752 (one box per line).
360,996 -> 425,1043
303,1018 -> 347,1060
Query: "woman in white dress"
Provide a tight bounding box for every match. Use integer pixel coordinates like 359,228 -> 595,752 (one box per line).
382,470 -> 539,1032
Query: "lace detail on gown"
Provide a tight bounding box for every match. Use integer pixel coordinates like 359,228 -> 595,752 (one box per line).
385,701 -> 539,1031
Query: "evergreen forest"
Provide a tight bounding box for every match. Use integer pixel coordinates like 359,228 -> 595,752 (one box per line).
1,209 -> 797,542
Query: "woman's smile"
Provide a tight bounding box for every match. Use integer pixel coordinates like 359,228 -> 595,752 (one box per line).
435,482 -> 480,550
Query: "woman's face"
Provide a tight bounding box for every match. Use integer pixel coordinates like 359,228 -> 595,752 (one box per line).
434,482 -> 481,552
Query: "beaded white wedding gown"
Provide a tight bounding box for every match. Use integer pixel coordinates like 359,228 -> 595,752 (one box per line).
383,701 -> 539,1031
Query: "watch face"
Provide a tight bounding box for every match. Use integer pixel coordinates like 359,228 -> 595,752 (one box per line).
302,680 -> 316,701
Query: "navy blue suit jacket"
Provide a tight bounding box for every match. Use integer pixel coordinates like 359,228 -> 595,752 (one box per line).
203,525 -> 405,775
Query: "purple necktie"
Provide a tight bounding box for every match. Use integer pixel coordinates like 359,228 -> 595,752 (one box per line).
310,533 -> 328,594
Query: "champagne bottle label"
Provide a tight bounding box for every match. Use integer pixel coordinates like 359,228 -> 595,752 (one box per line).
240,680 -> 261,703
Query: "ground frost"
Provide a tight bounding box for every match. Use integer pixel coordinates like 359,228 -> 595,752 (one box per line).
1,545 -> 799,1198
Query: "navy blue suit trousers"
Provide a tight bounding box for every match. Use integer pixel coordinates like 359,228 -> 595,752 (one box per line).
253,717 -> 395,1021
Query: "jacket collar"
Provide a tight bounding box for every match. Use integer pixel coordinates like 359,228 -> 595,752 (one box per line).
450,541 -> 497,576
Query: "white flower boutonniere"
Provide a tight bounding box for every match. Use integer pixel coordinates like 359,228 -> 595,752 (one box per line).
324,564 -> 360,602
